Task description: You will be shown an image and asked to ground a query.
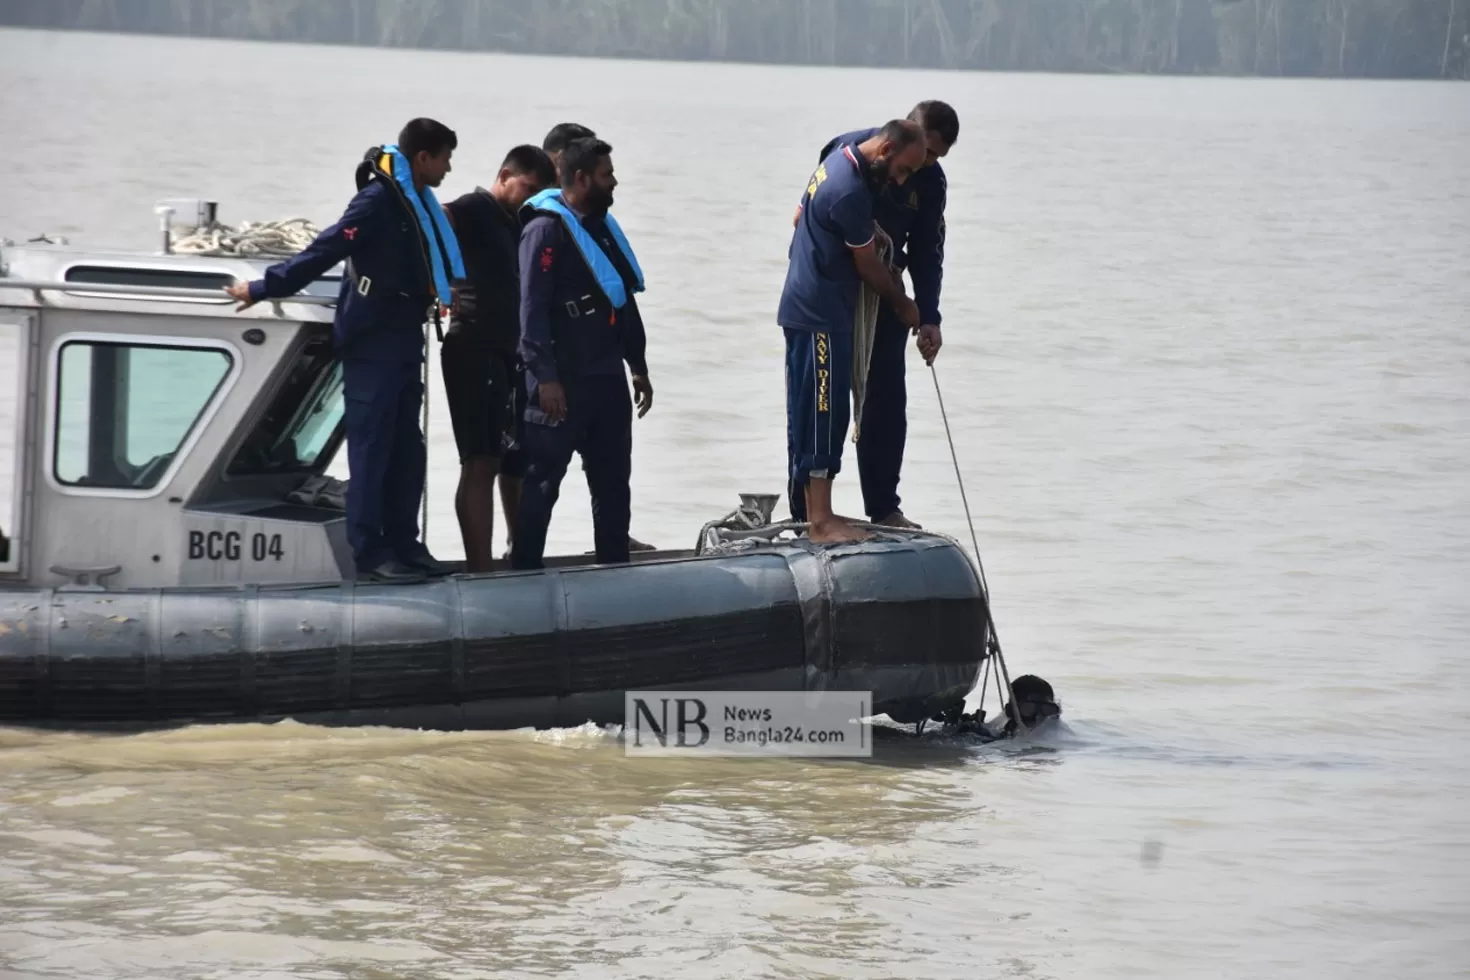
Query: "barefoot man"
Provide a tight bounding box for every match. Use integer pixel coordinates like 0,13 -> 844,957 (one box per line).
778,119 -> 927,544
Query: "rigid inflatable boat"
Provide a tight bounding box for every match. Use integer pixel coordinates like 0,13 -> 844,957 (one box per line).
0,205 -> 992,732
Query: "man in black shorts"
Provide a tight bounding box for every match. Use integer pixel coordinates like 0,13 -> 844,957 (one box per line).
441,144 -> 557,572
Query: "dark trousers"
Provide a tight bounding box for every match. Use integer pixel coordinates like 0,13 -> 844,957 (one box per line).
785,327 -> 853,520
341,358 -> 426,572
510,375 -> 632,570
855,309 -> 910,521
788,312 -> 907,522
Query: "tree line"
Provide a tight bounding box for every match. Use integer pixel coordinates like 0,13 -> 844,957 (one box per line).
5,0 -> 1467,79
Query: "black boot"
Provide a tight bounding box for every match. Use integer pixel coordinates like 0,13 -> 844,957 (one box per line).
359,560 -> 426,584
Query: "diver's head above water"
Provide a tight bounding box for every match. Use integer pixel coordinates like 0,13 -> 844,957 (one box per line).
1004,674 -> 1062,733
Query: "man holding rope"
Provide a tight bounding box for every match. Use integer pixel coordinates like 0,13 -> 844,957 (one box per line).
778,120 -> 927,545
794,100 -> 959,531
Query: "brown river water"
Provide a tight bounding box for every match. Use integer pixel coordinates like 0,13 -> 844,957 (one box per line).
1,28 -> 1468,980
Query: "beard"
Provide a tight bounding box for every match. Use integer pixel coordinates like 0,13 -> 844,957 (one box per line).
867,156 -> 893,189
586,185 -> 614,214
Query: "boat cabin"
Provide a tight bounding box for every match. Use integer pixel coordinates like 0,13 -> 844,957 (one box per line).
0,216 -> 392,591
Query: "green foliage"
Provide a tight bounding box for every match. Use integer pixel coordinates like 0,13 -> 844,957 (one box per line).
6,0 -> 1468,78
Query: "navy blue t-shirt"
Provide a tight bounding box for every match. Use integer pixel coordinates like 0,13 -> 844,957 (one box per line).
777,143 -> 875,334
821,127 -> 948,329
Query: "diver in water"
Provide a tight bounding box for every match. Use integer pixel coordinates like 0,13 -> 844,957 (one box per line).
935,673 -> 1061,739
999,674 -> 1063,735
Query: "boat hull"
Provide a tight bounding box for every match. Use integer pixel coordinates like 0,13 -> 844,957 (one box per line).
0,534 -> 988,732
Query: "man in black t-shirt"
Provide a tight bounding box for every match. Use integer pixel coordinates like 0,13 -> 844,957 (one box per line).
442,144 -> 557,572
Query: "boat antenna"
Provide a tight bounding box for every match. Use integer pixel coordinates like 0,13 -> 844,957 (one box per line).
928,363 -> 1027,735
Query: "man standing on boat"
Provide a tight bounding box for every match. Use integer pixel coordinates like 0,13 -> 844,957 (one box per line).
225,118 -> 462,584
779,120 -> 927,545
440,144 -> 558,573
791,100 -> 959,532
509,137 -> 653,571
520,121 -> 657,557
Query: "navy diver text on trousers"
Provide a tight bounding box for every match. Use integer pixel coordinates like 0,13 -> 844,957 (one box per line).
341,358 -> 427,572
788,308 -> 906,523
785,326 -> 854,516
510,376 -> 633,570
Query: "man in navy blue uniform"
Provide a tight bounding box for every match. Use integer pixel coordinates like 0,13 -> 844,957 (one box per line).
793,100 -> 960,531
509,137 -> 654,570
532,122 -> 659,557
779,120 -> 928,545
225,118 -> 461,583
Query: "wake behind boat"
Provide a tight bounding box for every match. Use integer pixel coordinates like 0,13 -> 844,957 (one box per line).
0,203 -> 1045,736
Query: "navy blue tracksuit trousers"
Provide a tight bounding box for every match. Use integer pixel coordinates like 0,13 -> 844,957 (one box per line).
788,309 -> 908,523
341,358 -> 427,573
785,327 -> 853,518
510,375 -> 632,570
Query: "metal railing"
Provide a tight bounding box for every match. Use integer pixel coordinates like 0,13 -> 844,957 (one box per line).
0,278 -> 337,308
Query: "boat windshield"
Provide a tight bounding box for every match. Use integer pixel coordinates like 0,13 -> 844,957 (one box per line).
226,337 -> 344,476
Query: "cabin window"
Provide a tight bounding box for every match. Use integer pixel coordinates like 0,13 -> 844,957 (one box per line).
61,266 -> 237,304
53,340 -> 233,491
64,266 -> 237,292
225,337 -> 344,476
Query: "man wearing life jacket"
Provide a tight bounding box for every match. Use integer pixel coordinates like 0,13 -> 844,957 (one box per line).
509,137 -> 653,570
533,121 -> 659,556
791,101 -> 960,532
778,120 -> 927,545
225,118 -> 464,584
440,144 -> 558,574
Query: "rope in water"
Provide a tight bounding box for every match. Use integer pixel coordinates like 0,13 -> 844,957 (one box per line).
928,362 -> 1027,736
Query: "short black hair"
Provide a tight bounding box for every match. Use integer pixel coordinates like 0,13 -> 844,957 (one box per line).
558,137 -> 612,188
909,100 -> 959,147
398,117 -> 457,160
543,122 -> 597,157
501,144 -> 557,187
1010,674 -> 1055,703
876,118 -> 924,151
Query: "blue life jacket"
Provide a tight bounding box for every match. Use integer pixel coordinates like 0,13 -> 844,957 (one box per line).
357,144 -> 465,307
524,188 -> 644,309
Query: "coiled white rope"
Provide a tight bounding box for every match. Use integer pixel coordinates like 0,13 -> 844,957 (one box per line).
170,218 -> 321,258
